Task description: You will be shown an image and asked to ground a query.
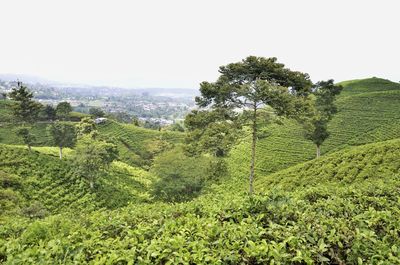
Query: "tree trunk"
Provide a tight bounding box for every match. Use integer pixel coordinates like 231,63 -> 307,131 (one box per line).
59,146 -> 63,160
316,145 -> 321,159
249,104 -> 257,195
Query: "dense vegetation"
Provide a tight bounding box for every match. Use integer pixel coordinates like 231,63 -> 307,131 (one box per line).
1,139 -> 399,263
1,76 -> 400,263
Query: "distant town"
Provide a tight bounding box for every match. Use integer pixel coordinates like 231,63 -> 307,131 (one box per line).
0,76 -> 198,127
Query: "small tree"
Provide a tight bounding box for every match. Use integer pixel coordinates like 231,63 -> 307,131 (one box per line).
73,136 -> 118,189
16,127 -> 36,151
184,109 -> 240,157
56,101 -> 72,120
303,80 -> 343,158
8,82 -> 41,124
89,107 -> 105,118
194,56 -> 312,195
47,122 -> 77,159
76,117 -> 97,138
42,105 -> 57,121
150,148 -> 212,202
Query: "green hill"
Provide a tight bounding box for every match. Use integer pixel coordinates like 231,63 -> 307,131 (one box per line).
2,139 -> 399,264
0,144 -> 157,219
226,77 -> 400,189
338,77 -> 400,95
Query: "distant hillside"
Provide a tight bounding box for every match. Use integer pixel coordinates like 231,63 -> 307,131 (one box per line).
338,77 -> 400,95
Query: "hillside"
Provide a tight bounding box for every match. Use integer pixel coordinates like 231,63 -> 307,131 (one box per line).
2,139 -> 400,263
98,120 -> 183,167
0,115 -> 183,167
226,77 -> 400,189
0,144 -> 157,219
1,77 -> 400,263
338,77 -> 400,95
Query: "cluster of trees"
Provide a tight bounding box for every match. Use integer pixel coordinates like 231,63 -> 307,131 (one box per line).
7,82 -> 75,123
184,56 -> 342,195
7,83 -> 118,189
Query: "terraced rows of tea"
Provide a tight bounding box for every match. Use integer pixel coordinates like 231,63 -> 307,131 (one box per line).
0,144 -> 157,217
98,120 -> 183,166
323,89 -> 400,152
3,139 -> 400,264
226,78 -> 400,186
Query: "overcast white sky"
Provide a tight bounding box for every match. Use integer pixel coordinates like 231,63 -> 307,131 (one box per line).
0,0 -> 399,88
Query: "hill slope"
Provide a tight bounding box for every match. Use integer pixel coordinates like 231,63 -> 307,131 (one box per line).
98,120 -> 183,167
226,77 -> 400,189
2,139 -> 400,263
338,77 -> 400,95
0,144 -> 157,219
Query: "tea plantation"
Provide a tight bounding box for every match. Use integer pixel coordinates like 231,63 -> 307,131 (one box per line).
1,77 -> 400,264
226,77 -> 400,189
1,139 -> 400,264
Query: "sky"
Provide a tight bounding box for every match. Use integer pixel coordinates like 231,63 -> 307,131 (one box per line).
0,0 -> 399,88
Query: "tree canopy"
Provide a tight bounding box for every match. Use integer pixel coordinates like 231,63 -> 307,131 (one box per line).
15,127 -> 36,151
56,102 -> 72,120
192,56 -> 312,194
8,82 -> 41,124
303,80 -> 343,158
73,135 -> 118,189
47,122 -> 77,159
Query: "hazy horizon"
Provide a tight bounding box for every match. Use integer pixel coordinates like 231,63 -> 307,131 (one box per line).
1,0 -> 399,88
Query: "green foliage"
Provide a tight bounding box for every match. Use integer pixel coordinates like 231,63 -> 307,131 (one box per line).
107,111 -> 137,124
73,135 -> 118,188
167,122 -> 185,132
55,101 -> 72,120
195,56 -> 312,194
0,171 -> 22,189
2,139 -> 400,264
46,122 -> 77,159
338,77 -> 400,95
0,144 -> 158,218
151,148 -> 216,202
1,77 -> 400,264
89,107 -> 105,118
40,104 -> 56,121
302,79 -> 343,157
185,109 -> 240,157
15,127 -> 36,151
76,117 -> 97,138
227,77 -> 400,187
8,82 -> 41,123
0,100 -> 14,123
98,120 -> 183,167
